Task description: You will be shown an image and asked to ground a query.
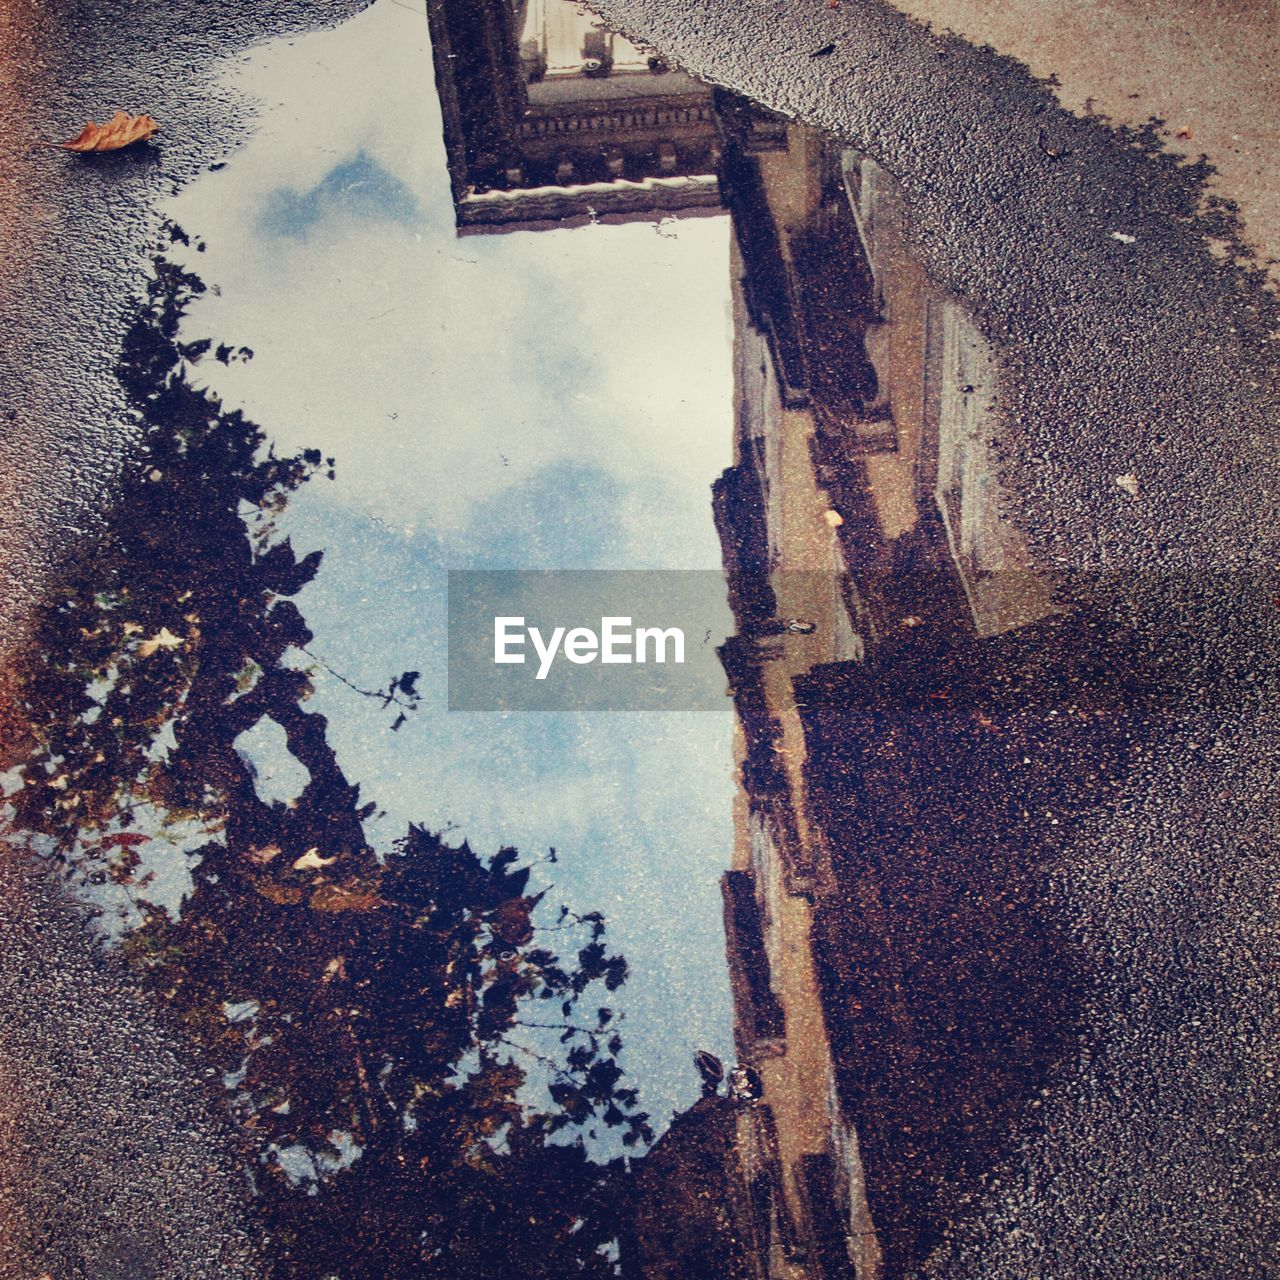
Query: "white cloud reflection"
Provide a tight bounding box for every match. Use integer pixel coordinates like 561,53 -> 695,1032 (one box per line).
167,0 -> 736,1126
175,0 -> 732,553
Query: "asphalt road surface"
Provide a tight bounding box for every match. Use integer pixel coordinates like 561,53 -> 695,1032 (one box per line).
1,0 -> 1277,1276
0,3 -> 364,1274
587,0 -> 1280,1275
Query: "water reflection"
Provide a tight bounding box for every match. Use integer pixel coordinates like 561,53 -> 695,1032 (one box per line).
15,249 -> 668,1275
4,0 -> 1181,1276
158,0 -> 739,1131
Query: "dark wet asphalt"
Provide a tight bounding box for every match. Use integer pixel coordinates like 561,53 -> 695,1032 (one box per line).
0,0 -> 365,661
584,0 -> 1280,1274
2,0 -> 1278,1275
0,2 -> 366,1274
0,851 -> 261,1278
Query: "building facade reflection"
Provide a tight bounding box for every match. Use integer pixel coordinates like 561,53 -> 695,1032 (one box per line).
426,4 -> 1072,1275
428,0 -> 722,232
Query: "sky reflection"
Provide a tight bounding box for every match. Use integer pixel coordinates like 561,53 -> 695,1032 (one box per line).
165,0 -> 736,1124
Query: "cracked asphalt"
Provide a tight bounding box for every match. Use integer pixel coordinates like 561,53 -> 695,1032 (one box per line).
1,0 -> 1277,1275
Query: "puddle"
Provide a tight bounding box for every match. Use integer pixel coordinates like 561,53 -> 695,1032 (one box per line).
166,0 -> 741,1125
1,0 -> 1179,1276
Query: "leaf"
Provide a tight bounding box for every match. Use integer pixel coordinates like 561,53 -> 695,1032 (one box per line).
293,847 -> 337,871
136,626 -> 183,657
54,110 -> 159,153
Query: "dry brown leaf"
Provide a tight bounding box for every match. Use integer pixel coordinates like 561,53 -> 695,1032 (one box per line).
137,626 -> 184,657
54,110 -> 159,153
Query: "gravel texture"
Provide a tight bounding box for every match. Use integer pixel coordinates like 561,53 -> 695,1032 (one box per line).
0,848 -> 263,1279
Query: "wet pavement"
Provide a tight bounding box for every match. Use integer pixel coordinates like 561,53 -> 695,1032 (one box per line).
0,852 -> 261,1279
1,0 -> 1278,1276
0,0 -> 367,659
585,0 -> 1280,1274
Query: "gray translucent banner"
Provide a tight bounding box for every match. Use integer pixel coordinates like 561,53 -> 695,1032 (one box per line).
448,567 -> 1280,712
448,570 -> 735,710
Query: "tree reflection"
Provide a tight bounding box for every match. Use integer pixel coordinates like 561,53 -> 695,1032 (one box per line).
10,233 -> 652,1278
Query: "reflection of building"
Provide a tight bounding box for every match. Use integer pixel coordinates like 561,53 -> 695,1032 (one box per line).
713,115 -> 1058,1280
426,11 -> 1057,1276
713,123 -> 887,1280
426,0 -> 723,232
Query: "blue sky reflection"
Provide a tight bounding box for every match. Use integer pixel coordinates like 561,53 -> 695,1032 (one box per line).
166,0 -> 736,1129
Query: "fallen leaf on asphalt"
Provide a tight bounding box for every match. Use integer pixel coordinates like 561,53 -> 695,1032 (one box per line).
137,626 -> 183,657
1115,472 -> 1140,496
293,848 -> 338,871
53,110 -> 159,152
